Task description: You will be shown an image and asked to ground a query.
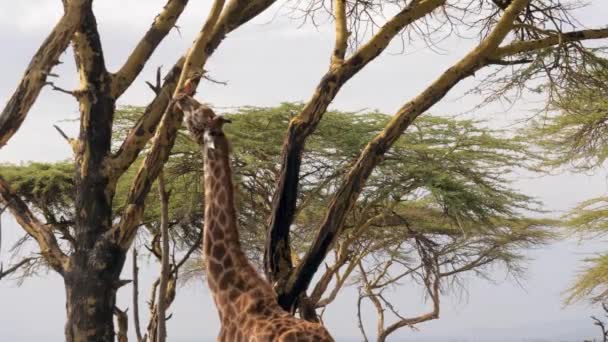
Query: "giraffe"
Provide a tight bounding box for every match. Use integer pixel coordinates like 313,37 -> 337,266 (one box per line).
176,95 -> 334,342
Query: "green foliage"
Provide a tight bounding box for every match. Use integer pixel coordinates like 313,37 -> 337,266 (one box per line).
0,162 -> 73,222
528,60 -> 608,304
566,254 -> 608,305
1,103 -> 550,285
527,62 -> 608,170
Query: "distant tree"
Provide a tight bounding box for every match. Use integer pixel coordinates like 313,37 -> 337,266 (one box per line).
2,104 -> 552,340
1,0 -> 607,340
527,58 -> 608,305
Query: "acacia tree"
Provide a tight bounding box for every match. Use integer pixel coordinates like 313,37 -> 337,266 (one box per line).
262,0 -> 608,314
1,104 -> 551,340
1,0 -> 608,341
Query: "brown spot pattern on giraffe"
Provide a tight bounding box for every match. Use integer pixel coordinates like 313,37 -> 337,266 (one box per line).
179,96 -> 334,341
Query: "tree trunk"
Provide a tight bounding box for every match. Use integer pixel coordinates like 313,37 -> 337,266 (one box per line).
63,238 -> 126,342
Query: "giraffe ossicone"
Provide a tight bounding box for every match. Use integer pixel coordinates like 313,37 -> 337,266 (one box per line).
176,95 -> 334,342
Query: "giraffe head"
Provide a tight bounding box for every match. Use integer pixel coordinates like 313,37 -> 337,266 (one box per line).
176,95 -> 231,148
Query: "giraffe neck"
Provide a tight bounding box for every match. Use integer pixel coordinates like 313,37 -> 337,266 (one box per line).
201,131 -> 264,316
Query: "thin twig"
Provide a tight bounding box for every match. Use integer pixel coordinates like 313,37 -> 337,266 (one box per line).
133,248 -> 144,342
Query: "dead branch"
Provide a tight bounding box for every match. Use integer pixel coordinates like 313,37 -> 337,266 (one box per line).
45,82 -> 79,97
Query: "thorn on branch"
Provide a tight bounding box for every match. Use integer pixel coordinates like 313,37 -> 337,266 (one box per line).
145,66 -> 163,95
114,279 -> 133,289
53,124 -> 79,153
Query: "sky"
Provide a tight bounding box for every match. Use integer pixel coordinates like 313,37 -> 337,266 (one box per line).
1,1 -> 608,341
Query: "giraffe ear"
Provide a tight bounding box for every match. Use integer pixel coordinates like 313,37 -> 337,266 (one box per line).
175,96 -> 200,115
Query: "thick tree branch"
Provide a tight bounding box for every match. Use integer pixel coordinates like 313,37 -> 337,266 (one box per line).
0,176 -> 68,273
0,0 -> 88,148
277,0 -> 530,311
265,0 -> 446,288
132,249 -> 144,342
111,0 -> 190,98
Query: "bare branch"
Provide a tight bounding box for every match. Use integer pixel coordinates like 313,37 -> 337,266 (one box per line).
115,0 -> 225,249
132,248 -> 144,342
0,176 -> 68,273
45,81 -> 80,97
0,257 -> 34,281
110,0 -> 279,181
156,171 -> 170,342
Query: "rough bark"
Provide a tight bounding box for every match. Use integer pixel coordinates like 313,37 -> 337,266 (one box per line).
63,238 -> 126,342
66,3 -> 121,340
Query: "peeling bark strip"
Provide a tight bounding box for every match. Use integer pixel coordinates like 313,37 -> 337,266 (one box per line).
265,0 -> 446,286
276,0 -> 530,310
0,0 -> 88,148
